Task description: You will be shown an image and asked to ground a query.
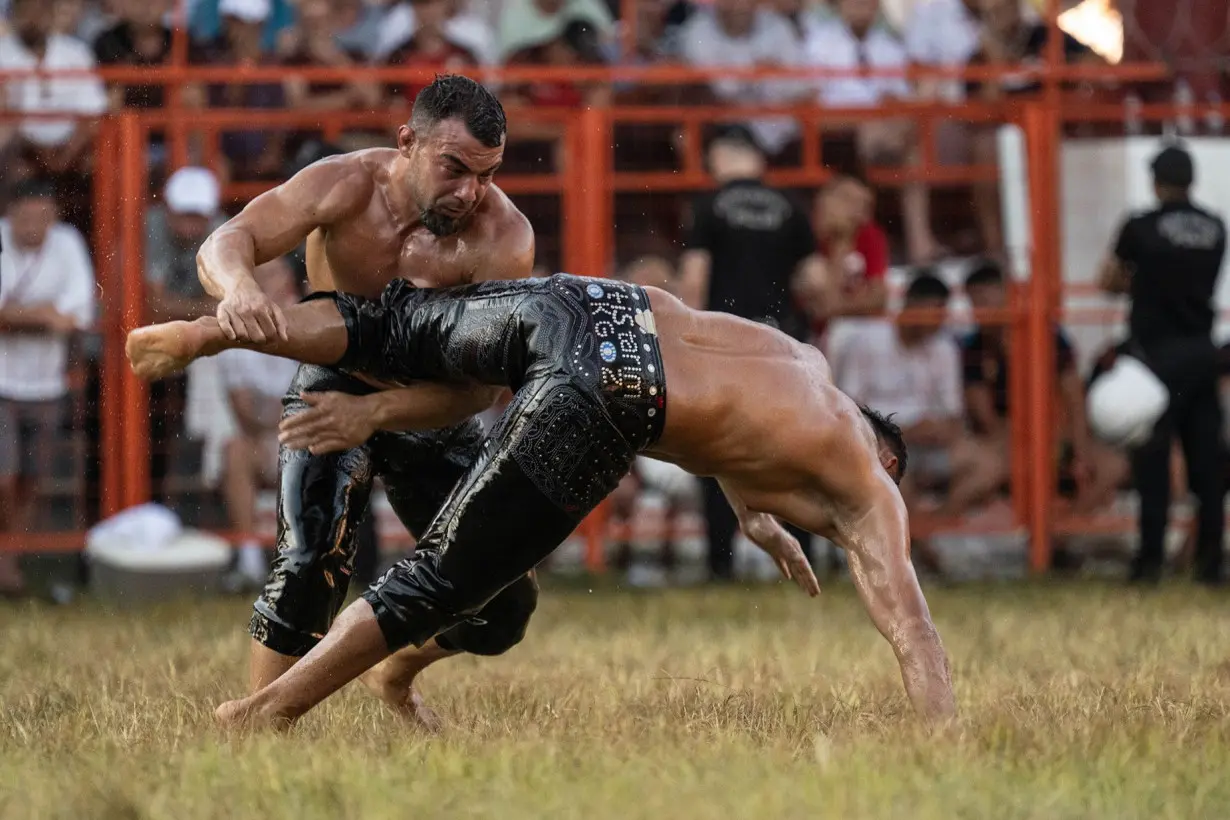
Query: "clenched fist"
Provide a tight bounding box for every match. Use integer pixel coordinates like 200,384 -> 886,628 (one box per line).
217,279 -> 289,343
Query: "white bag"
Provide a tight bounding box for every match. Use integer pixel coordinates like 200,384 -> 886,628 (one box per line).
1086,355 -> 1170,448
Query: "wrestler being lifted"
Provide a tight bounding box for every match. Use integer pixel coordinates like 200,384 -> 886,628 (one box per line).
189,74 -> 540,728
128,271 -> 958,726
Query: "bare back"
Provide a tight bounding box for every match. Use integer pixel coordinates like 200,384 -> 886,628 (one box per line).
645,288 -> 884,532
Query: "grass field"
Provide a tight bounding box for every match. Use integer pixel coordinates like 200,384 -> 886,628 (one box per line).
3,579 -> 1230,819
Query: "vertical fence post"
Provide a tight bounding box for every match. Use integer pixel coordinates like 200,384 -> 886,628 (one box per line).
93,119 -> 124,519
119,113 -> 151,511
1022,102 -> 1061,573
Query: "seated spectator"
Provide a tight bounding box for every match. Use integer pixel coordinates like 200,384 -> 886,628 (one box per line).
94,0 -> 174,110
679,0 -> 807,159
505,19 -> 611,110
0,0 -> 108,234
960,263 -> 1128,516
54,0 -> 118,47
804,0 -> 940,264
215,259 -> 302,590
145,167 -> 224,323
145,167 -> 225,500
188,0 -> 295,54
615,0 -> 690,68
497,0 -> 613,63
188,0 -> 287,181
383,0 -> 483,110
376,0 -> 497,65
794,172 -> 889,345
0,180 -> 95,596
965,0 -> 1099,254
832,272 -> 987,570
905,0 -> 980,104
278,0 -> 379,114
318,0 -> 388,62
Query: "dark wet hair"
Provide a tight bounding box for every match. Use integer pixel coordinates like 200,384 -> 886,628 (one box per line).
904,270 -> 950,304
410,74 -> 506,149
963,259 -> 1004,291
860,405 -> 907,483
9,178 -> 56,203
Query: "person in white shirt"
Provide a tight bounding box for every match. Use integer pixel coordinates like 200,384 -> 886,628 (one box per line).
0,179 -> 95,595
215,258 -> 304,589
0,0 -> 108,188
679,0 -> 809,158
803,0 -> 941,264
831,271 -> 993,570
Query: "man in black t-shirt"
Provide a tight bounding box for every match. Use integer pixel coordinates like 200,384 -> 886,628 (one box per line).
679,125 -> 816,581
1099,144 -> 1228,585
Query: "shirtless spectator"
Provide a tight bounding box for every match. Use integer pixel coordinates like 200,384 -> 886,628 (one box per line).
216,259 -> 302,590
794,172 -> 889,348
803,0 -> 941,264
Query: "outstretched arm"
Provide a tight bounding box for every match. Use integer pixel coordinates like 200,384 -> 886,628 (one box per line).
719,479 -> 820,596
834,474 -> 955,723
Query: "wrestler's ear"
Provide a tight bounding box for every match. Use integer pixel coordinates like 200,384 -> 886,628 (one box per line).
396,124 -> 416,158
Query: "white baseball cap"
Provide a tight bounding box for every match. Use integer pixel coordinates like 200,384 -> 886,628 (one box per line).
219,0 -> 272,23
164,167 -> 220,217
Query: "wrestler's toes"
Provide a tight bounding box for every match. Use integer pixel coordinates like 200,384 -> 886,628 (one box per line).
360,669 -> 444,732
214,698 -> 251,731
214,697 -> 291,733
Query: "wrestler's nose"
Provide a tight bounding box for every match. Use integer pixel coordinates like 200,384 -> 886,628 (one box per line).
454,177 -> 479,204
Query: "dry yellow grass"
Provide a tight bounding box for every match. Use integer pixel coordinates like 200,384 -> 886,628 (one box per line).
3,580 -> 1230,819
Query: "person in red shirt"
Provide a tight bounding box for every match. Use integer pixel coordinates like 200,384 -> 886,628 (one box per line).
793,173 -> 890,345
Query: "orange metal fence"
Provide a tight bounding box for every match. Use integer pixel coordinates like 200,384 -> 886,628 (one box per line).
0,15 -> 1216,573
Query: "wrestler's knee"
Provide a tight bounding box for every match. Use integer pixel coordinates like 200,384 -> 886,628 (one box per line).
437,572 -> 540,657
361,548 -> 527,653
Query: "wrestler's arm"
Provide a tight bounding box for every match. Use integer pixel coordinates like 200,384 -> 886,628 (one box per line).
831,465 -> 956,723
283,202 -> 536,448
357,203 -> 535,431
197,157 -> 372,302
718,478 -> 819,596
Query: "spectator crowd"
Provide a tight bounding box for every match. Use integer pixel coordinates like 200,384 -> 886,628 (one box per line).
0,0 -> 1210,593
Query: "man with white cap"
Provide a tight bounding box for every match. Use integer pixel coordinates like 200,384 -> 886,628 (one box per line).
146,166 -> 225,323
145,166 -> 226,508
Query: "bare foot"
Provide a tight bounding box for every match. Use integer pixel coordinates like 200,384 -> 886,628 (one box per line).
214,697 -> 294,733
126,321 -> 206,381
360,662 -> 444,732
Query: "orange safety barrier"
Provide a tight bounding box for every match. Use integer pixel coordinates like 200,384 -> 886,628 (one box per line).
1,1 -> 1215,574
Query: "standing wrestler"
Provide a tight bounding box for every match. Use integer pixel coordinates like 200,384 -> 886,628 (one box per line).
195,74 -> 538,724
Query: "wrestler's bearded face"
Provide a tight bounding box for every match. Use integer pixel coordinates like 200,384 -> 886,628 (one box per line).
401,120 -> 504,237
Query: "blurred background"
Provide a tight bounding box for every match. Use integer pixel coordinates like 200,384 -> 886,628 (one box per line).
1,0 -> 1229,601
